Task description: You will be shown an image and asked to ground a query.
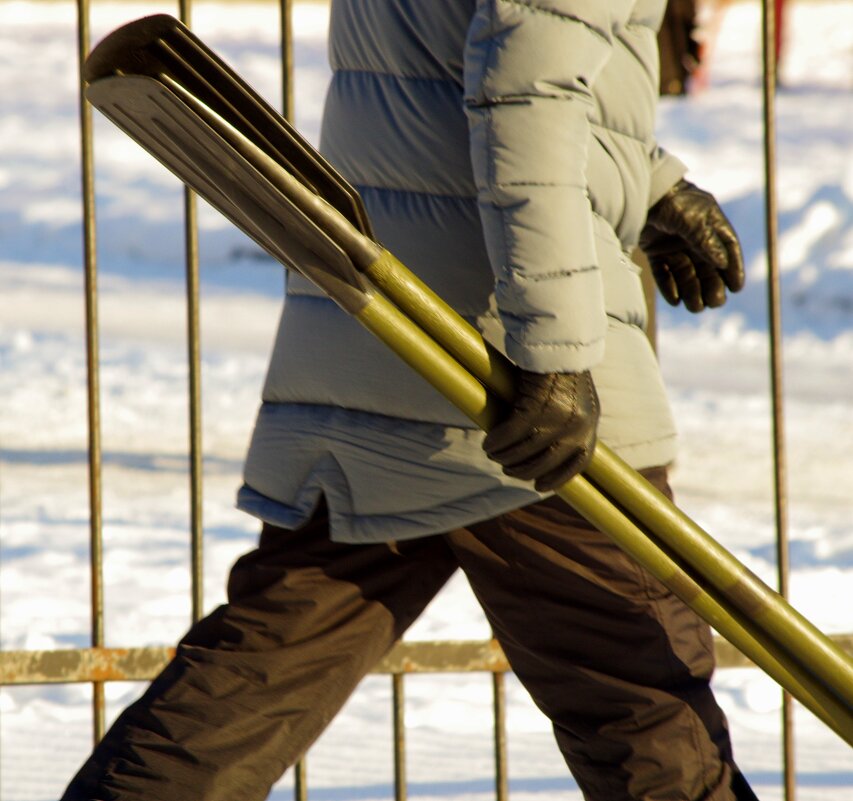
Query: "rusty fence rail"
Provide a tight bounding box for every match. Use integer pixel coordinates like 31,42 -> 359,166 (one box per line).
1,2 -> 850,801
5,637 -> 853,687
5,635 -> 853,688
3,637 -> 853,801
3,636 -> 853,801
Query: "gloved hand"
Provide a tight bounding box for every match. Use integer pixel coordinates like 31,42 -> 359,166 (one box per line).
483,369 -> 599,492
640,178 -> 745,312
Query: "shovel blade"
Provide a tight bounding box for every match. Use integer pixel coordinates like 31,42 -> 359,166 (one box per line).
85,13 -> 375,240
86,73 -> 370,313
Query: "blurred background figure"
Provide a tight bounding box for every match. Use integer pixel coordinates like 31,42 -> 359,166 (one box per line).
687,0 -> 788,90
658,0 -> 703,95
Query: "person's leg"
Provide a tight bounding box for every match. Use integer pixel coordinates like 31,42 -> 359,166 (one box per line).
61,499 -> 458,801
447,468 -> 756,801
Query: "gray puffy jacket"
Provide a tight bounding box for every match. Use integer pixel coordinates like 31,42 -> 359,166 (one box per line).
257,0 -> 681,474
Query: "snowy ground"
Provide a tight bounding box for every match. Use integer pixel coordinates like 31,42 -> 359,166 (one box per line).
1,1 -> 852,799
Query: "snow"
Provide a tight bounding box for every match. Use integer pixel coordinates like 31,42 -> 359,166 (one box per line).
1,1 -> 851,799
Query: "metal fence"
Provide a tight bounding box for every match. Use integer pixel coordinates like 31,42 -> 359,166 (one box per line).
0,2 -> 850,800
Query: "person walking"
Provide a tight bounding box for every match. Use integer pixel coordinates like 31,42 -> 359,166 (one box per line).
62,1 -> 751,799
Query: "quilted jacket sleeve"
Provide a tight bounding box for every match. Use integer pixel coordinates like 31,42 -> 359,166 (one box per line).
648,145 -> 688,207
464,0 -> 634,373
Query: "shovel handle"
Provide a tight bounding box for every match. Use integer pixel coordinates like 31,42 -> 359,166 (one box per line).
362,247 -> 853,724
352,283 -> 853,745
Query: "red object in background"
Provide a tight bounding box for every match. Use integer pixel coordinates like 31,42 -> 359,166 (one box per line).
774,0 -> 786,64
688,0 -> 788,92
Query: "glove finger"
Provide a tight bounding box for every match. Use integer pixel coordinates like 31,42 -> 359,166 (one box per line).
489,418 -> 585,472
483,409 -> 532,455
716,223 -> 746,292
640,232 -> 683,259
696,225 -> 732,273
668,253 -> 705,312
649,260 -> 681,306
500,440 -> 583,484
484,415 -> 552,464
693,255 -> 729,308
533,445 -> 594,491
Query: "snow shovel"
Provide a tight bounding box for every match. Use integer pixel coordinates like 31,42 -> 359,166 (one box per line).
84,15 -> 853,744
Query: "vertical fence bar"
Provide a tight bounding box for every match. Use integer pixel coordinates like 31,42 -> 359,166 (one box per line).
75,0 -> 106,744
393,673 -> 408,801
177,0 -> 205,624
282,6 -> 298,788
284,9 -> 300,794
293,758 -> 307,801
493,672 -> 509,801
185,126 -> 203,627
279,0 -> 295,123
280,5 -> 300,792
760,1 -> 794,799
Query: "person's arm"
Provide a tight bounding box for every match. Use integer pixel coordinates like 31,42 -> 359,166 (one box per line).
463,0 -> 632,374
649,145 -> 688,207
464,1 -> 630,489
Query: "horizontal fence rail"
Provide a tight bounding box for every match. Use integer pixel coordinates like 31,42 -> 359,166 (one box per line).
4,636 -> 853,686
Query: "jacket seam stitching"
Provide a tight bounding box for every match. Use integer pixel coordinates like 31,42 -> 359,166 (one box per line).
505,333 -> 605,350
493,180 -> 587,189
500,264 -> 598,281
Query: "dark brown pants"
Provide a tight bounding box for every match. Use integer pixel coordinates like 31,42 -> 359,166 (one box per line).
62,468 -> 755,801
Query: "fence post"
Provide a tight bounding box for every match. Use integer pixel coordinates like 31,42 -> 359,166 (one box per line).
393,673 -> 408,801
177,0 -> 205,627
493,672 -> 509,801
75,0 -> 106,744
760,0 -> 795,798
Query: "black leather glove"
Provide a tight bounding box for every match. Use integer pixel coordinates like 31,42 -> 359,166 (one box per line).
640,178 -> 745,312
483,369 -> 599,492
